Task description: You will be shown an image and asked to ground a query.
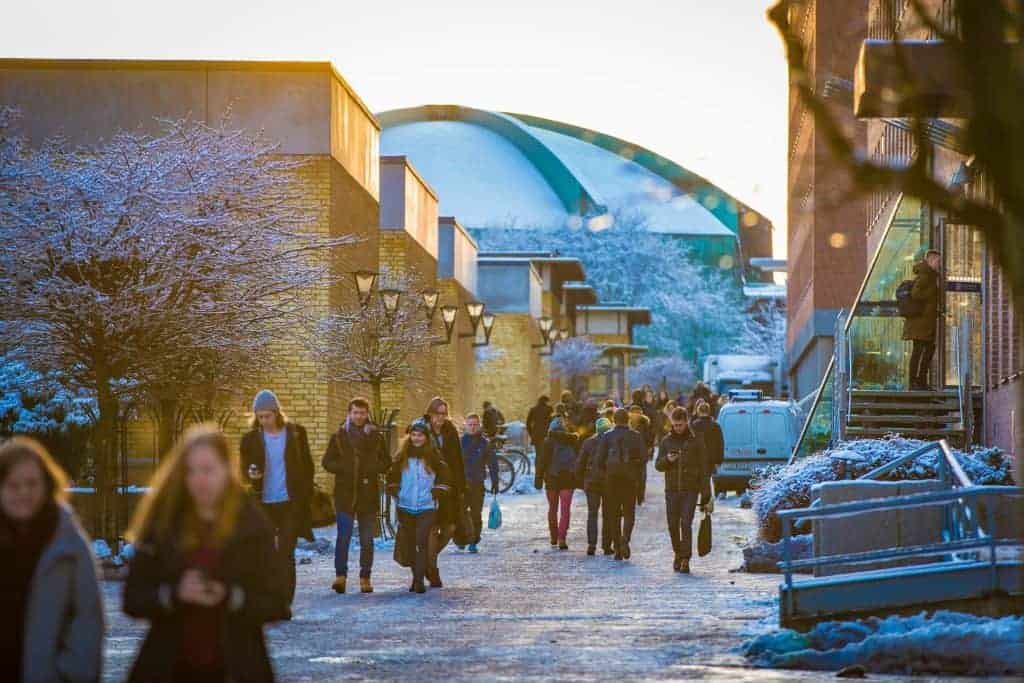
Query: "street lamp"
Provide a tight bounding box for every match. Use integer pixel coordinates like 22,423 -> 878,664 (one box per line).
432,304 -> 459,346
461,301 -> 486,338
354,270 -> 377,306
421,289 -> 439,321
473,312 -> 496,348
547,327 -> 559,344
380,288 -> 402,316
558,328 -> 569,341
532,315 -> 555,349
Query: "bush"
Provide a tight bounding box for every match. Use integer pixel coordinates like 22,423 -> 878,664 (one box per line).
751,437 -> 1014,542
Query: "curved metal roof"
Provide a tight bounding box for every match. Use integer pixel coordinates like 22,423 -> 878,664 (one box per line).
378,105 -> 766,239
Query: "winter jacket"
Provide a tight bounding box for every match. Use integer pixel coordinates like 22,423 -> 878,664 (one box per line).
385,450 -> 452,516
596,425 -> 647,483
690,416 -> 725,470
423,417 -> 467,499
536,418 -> 580,491
240,422 -> 315,541
656,430 -> 711,499
321,419 -> 391,516
902,260 -> 941,341
526,402 -> 554,446
123,498 -> 288,683
482,406 -> 505,438
461,433 -> 499,492
575,432 -> 606,492
13,504 -> 104,683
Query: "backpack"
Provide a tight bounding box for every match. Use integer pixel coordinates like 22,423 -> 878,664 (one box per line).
896,280 -> 924,317
548,441 -> 577,477
605,433 -> 633,480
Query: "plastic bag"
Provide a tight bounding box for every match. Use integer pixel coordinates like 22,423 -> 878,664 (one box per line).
698,512 -> 712,557
488,496 -> 502,530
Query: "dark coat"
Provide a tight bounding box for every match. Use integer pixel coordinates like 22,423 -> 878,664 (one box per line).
575,432 -> 606,492
536,424 -> 580,491
596,425 -> 647,483
239,422 -> 315,541
424,417 -> 466,497
321,419 -> 390,516
902,260 -> 941,341
482,406 -> 504,437
690,416 -> 725,469
123,499 -> 288,683
461,433 -> 499,492
526,403 -> 554,446
656,430 -> 711,499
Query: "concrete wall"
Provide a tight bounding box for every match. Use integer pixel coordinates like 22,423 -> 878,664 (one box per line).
478,262 -> 542,316
438,217 -> 478,296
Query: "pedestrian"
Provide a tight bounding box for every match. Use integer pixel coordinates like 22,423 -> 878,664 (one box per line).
321,397 -> 390,595
239,390 -> 315,607
596,408 -> 648,561
690,400 -> 725,476
577,399 -> 599,440
686,383 -> 715,419
560,389 -> 580,428
655,407 -> 713,574
461,413 -> 499,554
0,437 -> 103,683
655,389 -> 671,412
481,400 -> 505,439
903,249 -> 942,390
661,400 -> 679,435
385,420 -> 452,593
535,416 -> 580,549
125,425 -> 288,683
422,397 -> 466,588
627,402 -> 654,505
576,416 -> 614,556
526,395 -> 554,453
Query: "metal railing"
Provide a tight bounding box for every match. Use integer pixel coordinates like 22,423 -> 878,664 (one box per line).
953,313 -> 974,446
832,309 -> 850,445
776,438 -> 1023,620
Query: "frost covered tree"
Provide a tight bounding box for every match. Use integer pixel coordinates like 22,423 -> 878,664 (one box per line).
736,299 -> 787,360
477,208 -> 749,361
0,109 -> 354,539
307,269 -> 436,419
549,336 -> 603,395
628,355 -> 697,396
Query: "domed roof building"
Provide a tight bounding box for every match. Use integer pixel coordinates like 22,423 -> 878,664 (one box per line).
378,105 -> 774,277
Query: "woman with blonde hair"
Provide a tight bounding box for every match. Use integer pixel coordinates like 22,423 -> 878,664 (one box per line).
0,437 -> 103,682
124,424 -> 287,683
386,419 -> 452,593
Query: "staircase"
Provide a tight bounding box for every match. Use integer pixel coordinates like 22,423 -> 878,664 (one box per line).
846,389 -> 965,443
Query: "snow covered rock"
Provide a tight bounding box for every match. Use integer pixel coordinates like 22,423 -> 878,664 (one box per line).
739,534 -> 812,573
743,610 -> 1024,676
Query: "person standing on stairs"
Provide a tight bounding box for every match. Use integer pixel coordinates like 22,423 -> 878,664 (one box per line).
902,249 -> 943,391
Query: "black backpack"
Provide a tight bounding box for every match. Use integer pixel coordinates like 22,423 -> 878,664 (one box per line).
896,280 -> 924,317
548,441 -> 576,477
605,434 -> 633,480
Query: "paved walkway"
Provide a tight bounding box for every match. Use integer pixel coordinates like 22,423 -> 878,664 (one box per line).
100,467 -> 903,681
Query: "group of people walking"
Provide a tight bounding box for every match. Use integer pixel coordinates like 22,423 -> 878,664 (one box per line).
531,386 -> 724,573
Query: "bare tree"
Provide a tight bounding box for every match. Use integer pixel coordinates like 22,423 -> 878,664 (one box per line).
628,355 -> 698,396
737,299 -> 787,360
549,336 -> 603,396
0,109 -> 355,539
308,268 -> 437,420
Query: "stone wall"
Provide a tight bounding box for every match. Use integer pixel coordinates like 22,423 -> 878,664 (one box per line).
436,278 -> 477,422
473,313 -> 543,423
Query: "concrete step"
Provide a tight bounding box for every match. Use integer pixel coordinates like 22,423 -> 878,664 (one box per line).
845,426 -> 964,439
850,401 -> 959,412
848,414 -> 961,425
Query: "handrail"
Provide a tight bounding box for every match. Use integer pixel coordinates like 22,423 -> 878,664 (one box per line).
854,438 -> 973,487
778,484 -> 1019,522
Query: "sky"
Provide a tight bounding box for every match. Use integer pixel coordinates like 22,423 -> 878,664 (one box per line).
1,0 -> 789,257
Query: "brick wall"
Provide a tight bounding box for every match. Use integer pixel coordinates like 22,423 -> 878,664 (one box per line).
473,313 -> 543,423
436,278 -> 477,422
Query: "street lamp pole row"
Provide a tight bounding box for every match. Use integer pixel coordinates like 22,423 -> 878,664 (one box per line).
531,315 -> 570,356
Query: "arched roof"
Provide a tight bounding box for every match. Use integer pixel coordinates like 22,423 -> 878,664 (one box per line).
378,105 -> 770,242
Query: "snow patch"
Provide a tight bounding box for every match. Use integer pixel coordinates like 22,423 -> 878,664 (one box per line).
743,610 -> 1024,676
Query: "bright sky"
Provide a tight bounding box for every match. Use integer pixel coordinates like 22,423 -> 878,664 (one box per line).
1,0 -> 789,257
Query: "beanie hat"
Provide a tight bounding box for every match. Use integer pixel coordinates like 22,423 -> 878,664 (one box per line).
409,419 -> 431,435
595,417 -> 612,434
548,416 -> 565,432
252,389 -> 280,414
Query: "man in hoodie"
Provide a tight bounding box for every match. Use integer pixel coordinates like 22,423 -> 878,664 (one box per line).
321,397 -> 391,594
656,407 -> 712,573
576,416 -> 614,556
596,408 -> 648,560
460,413 -> 499,553
526,395 -> 554,451
535,416 -> 580,549
903,249 -> 943,390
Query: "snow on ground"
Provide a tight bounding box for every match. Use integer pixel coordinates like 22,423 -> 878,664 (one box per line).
99,465 -> 1008,682
743,611 -> 1024,676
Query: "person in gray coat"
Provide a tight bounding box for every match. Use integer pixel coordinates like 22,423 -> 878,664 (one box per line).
0,437 -> 103,683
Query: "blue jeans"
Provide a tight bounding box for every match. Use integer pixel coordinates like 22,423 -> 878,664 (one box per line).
335,511 -> 377,578
665,491 -> 700,559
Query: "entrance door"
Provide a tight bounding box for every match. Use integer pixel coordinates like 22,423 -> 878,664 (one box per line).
940,221 -> 983,388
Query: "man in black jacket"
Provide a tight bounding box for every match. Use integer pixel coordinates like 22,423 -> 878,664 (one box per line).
321,397 -> 391,594
239,389 -> 315,607
655,407 -> 712,574
596,408 -> 648,560
903,249 -> 942,390
526,395 -> 553,451
689,400 -> 724,475
423,396 -> 466,588
576,416 -> 613,556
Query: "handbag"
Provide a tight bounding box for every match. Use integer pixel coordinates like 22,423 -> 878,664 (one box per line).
453,505 -> 476,547
309,483 -> 336,528
393,522 -> 412,567
697,511 -> 712,557
488,496 -> 503,530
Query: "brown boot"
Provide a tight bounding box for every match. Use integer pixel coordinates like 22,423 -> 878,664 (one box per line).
331,576 -> 346,594
679,558 -> 691,574
360,577 -> 373,593
426,567 -> 443,588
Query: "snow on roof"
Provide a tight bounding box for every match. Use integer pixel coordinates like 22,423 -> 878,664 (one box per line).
743,282 -> 787,299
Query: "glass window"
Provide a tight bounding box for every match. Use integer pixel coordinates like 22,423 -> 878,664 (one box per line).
756,411 -> 789,446
720,410 -> 754,447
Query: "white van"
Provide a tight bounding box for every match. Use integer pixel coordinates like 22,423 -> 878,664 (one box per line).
714,397 -> 799,493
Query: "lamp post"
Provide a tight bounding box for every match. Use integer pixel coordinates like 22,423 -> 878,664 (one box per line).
354,270 -> 377,307
532,315 -> 554,349
460,301 -> 486,338
432,304 -> 460,346
474,312 -> 496,348
421,289 -> 439,321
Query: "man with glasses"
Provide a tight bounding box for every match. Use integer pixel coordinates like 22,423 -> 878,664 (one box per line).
422,396 -> 466,588
655,407 -> 711,574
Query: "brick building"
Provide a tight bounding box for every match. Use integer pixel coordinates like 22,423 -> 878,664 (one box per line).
436,217 -> 480,421
574,305 -> 652,400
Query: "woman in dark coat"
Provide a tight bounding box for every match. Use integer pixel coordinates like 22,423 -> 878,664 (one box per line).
535,417 -> 580,549
902,251 -> 942,389
125,425 -> 288,683
0,437 -> 103,683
